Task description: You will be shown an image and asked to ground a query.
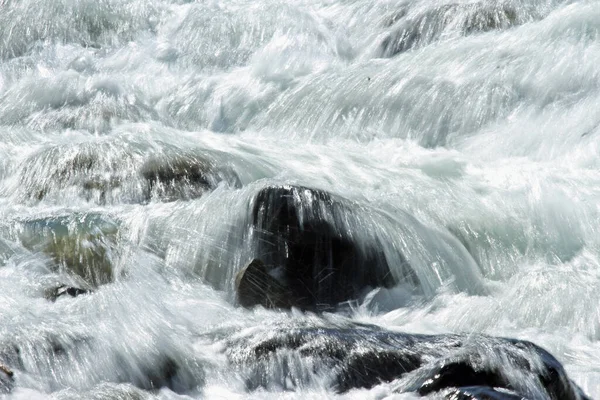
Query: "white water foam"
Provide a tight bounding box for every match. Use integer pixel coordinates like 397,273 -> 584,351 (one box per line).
0,0 -> 599,398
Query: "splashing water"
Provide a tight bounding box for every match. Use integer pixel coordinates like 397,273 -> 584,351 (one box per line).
0,0 -> 599,398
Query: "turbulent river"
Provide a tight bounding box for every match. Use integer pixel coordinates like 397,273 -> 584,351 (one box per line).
0,0 -> 599,398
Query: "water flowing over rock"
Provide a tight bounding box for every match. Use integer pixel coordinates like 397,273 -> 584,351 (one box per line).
235,259 -> 290,309
243,185 -> 406,309
379,2 -> 529,57
0,364 -> 14,394
226,321 -> 591,399
16,142 -> 242,205
45,285 -> 91,302
0,332 -> 204,394
0,0 -> 598,398
141,154 -> 242,202
18,213 -> 120,287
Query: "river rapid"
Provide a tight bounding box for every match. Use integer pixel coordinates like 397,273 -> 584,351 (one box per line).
0,0 -> 599,398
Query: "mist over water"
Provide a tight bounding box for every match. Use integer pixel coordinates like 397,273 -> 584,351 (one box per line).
0,0 -> 599,398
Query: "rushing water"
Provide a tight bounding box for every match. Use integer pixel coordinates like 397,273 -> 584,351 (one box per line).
0,0 -> 599,398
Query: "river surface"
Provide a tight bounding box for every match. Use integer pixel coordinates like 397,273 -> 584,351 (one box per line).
0,0 -> 599,398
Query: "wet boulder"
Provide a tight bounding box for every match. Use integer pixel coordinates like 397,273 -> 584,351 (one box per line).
225,322 -> 591,399
404,338 -> 590,400
443,387 -> 523,399
242,185 -> 406,310
19,213 -> 119,288
44,231 -> 116,287
380,2 -> 521,57
141,154 -> 241,202
235,259 -> 290,309
114,354 -> 184,392
335,347 -> 421,392
18,143 -> 243,205
18,145 -> 128,204
0,364 -> 13,394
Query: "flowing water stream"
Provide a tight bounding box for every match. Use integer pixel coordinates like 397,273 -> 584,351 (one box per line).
0,0 -> 599,398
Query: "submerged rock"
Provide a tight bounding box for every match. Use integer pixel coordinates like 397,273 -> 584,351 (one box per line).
242,185 -> 407,310
0,335 -> 202,394
141,154 -> 241,202
380,2 -> 522,57
45,232 -> 115,287
19,146 -> 126,204
45,285 -> 91,302
226,322 -> 591,399
0,364 -> 13,394
138,357 -> 179,391
19,213 -> 119,288
19,144 -> 242,205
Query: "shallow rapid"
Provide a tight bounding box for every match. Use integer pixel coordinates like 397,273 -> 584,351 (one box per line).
0,0 -> 599,398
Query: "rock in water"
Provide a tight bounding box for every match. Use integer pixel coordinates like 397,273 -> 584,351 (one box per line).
18,144 -> 243,205
0,336 -> 202,394
443,386 -> 524,399
45,285 -> 91,302
45,232 -> 115,287
18,145 -> 126,204
380,2 -> 521,57
141,154 -> 241,202
20,213 -> 119,288
225,322 -> 591,400
245,185 -> 406,310
235,259 -> 290,308
0,364 -> 13,394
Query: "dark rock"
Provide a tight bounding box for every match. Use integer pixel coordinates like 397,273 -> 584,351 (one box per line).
407,338 -> 587,400
0,345 -> 22,372
235,259 -> 290,309
417,360 -> 507,396
111,351 -> 204,394
141,154 -> 241,202
130,356 -> 180,391
336,349 -> 421,392
245,185 -> 408,310
225,322 -> 590,399
444,386 -> 524,400
0,345 -> 20,394
0,364 -> 13,394
45,285 -> 91,302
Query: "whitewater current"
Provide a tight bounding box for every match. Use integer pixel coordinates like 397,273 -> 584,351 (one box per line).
0,0 -> 599,398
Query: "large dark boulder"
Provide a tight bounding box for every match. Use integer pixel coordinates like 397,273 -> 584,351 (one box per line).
239,185 -> 410,310
225,322 -> 591,400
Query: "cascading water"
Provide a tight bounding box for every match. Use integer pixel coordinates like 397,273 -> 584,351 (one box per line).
0,0 -> 599,398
